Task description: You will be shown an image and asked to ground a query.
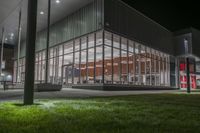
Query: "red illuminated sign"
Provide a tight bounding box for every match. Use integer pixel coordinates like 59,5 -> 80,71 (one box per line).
180,63 -> 186,71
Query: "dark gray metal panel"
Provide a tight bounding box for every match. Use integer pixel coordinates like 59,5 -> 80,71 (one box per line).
173,28 -> 200,58
174,33 -> 192,56
104,0 -> 174,55
191,28 -> 200,58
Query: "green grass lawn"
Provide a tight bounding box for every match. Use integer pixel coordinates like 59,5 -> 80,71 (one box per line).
1,94 -> 200,133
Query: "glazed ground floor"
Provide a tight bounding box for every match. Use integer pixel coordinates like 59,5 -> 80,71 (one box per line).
13,30 -> 199,90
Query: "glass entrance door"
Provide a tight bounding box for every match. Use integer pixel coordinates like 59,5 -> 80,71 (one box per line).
21,72 -> 25,83
62,65 -> 73,85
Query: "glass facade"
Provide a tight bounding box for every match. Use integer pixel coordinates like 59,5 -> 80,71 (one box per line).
13,30 -> 173,88
19,0 -> 104,58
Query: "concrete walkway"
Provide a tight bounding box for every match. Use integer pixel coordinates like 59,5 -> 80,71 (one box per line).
0,88 -> 189,102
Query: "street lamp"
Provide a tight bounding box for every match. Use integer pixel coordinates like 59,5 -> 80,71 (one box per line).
184,39 -> 190,94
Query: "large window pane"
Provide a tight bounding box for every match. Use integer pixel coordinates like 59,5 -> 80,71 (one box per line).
160,53 -> 165,86
95,46 -> 103,83
151,49 -> 156,86
121,50 -> 128,84
166,56 -> 171,86
80,50 -> 87,83
81,36 -> 87,50
135,43 -> 140,85
74,52 -> 80,84
155,51 -> 160,86
121,38 -> 127,51
58,56 -> 63,84
59,45 -> 63,56
49,58 -> 54,83
113,34 -> 120,49
146,47 -> 151,86
13,61 -> 17,83
128,41 -> 135,84
64,41 -> 73,54
96,31 -> 103,46
140,45 -> 146,85
63,54 -> 73,65
38,60 -> 42,82
75,39 -> 80,52
63,53 -> 73,85
104,31 -> 112,46
88,48 -> 95,84
104,46 -> 112,84
88,34 -> 95,48
49,48 -> 54,59
170,56 -> 176,87
113,48 -> 120,84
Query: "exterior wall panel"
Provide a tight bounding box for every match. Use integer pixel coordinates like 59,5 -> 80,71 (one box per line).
174,33 -> 192,56
192,28 -> 200,57
104,0 -> 174,55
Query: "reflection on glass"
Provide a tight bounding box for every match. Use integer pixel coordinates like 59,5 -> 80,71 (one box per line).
88,34 -> 95,48
104,46 -> 112,84
105,31 -> 112,46
80,50 -> 87,83
74,52 -> 80,84
96,31 -> 102,46
113,34 -> 120,49
88,48 -> 94,84
121,50 -> 128,84
113,48 -> 120,83
128,41 -> 135,84
96,46 -> 103,83
140,45 -> 146,85
135,43 -> 140,85
81,37 -> 87,50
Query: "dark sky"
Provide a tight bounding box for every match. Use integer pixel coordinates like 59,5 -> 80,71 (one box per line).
122,0 -> 200,32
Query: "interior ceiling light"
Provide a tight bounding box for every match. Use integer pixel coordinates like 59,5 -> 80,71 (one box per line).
11,33 -> 14,37
56,0 -> 60,4
40,11 -> 44,15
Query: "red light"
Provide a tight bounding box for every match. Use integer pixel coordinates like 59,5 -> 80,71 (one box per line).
181,84 -> 187,88
180,63 -> 186,71
180,76 -> 187,82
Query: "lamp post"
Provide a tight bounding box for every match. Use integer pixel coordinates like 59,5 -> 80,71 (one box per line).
45,0 -> 51,84
24,0 -> 38,105
17,9 -> 22,83
186,57 -> 191,93
0,28 -> 5,80
184,39 -> 190,94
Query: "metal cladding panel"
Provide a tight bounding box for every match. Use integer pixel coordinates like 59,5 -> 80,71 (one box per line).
174,33 -> 192,56
104,0 -> 174,55
192,29 -> 200,58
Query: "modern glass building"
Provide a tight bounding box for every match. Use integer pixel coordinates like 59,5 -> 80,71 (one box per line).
10,0 -> 200,90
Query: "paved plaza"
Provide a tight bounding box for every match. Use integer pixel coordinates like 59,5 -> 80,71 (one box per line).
0,88 -> 184,102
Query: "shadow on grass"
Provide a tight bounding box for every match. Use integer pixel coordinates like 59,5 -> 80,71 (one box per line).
12,103 -> 42,107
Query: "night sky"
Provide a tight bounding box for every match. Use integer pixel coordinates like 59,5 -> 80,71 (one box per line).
122,0 -> 200,32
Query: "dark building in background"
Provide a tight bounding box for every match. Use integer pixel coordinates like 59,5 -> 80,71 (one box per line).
174,28 -> 200,89
0,44 -> 14,82
12,0 -> 200,90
